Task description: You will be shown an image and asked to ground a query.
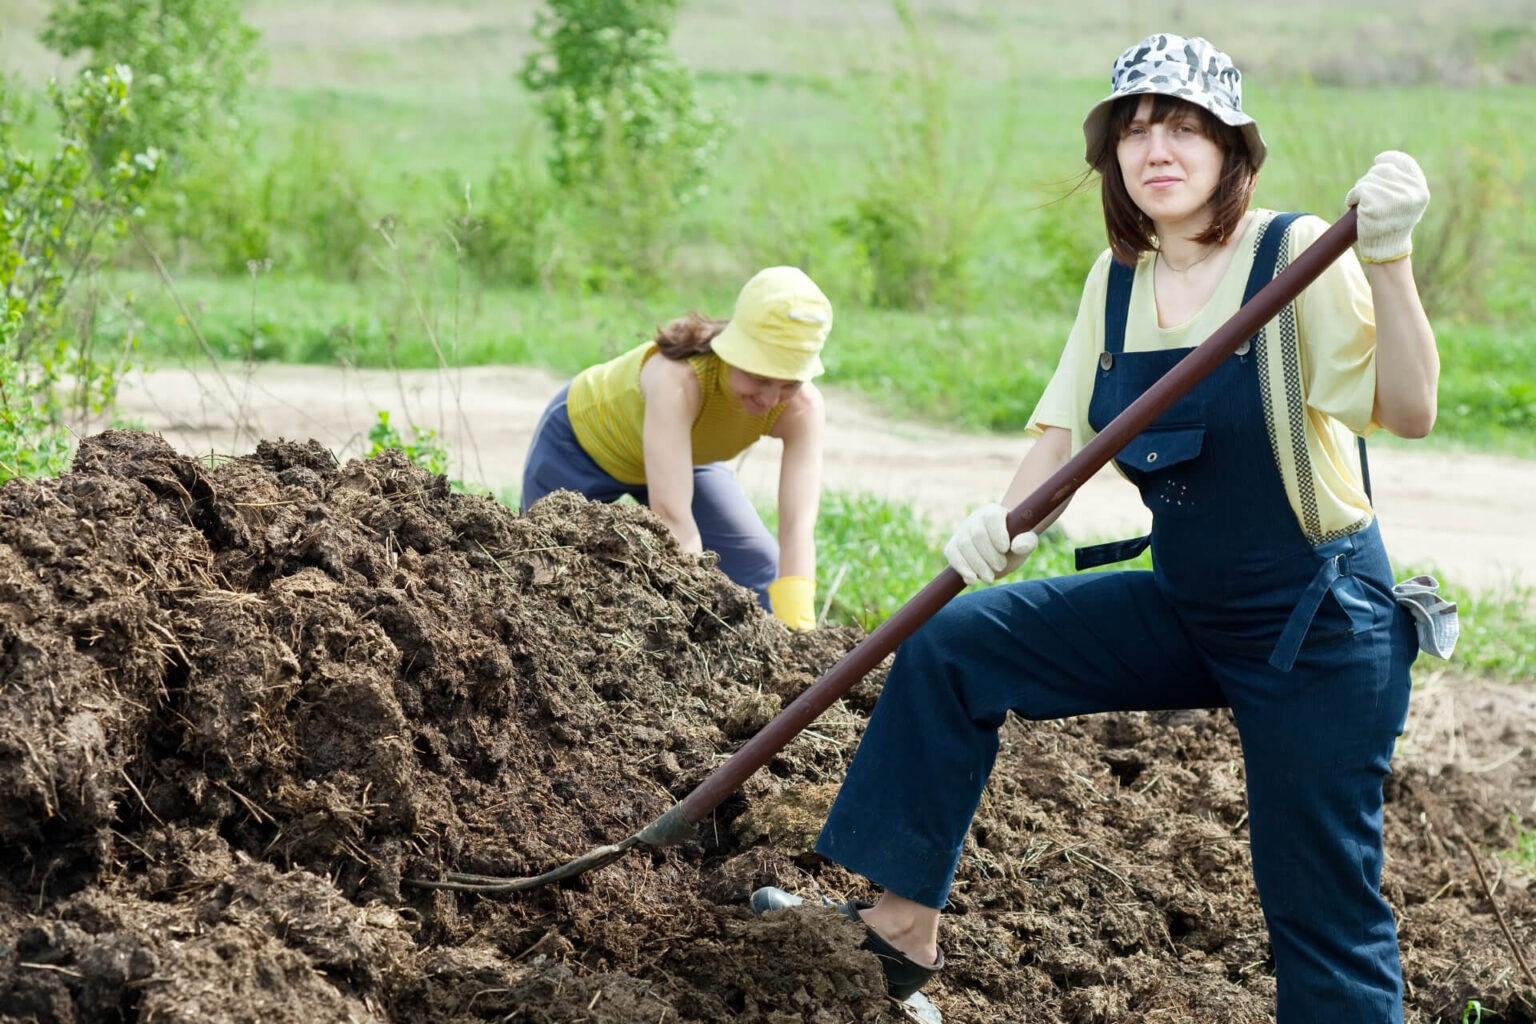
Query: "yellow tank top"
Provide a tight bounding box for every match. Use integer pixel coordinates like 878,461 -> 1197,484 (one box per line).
566,341 -> 786,485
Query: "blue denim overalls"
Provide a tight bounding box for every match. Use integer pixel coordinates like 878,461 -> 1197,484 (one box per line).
816,214 -> 1419,1022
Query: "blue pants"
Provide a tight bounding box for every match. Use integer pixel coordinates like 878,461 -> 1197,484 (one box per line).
521,385 -> 778,608
816,569 -> 1417,1022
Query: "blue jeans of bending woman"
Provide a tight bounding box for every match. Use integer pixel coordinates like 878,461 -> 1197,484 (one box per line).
815,565 -> 1417,1023
521,384 -> 778,608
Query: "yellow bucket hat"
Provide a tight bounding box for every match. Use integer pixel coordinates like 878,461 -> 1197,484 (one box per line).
711,267 -> 832,382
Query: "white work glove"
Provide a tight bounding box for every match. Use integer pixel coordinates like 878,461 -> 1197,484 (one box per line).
942,503 -> 1039,585
1345,151 -> 1429,264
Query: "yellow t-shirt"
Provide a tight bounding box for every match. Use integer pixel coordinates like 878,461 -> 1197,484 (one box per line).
1027,210 -> 1379,544
566,341 -> 785,485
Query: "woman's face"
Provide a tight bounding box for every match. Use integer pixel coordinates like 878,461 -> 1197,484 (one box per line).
1116,96 -> 1224,231
727,366 -> 802,416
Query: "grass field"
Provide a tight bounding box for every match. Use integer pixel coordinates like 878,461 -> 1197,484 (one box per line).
7,1 -> 1535,451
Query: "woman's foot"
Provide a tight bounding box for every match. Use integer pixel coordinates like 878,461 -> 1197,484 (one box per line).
750,887 -> 944,1000
858,892 -> 941,968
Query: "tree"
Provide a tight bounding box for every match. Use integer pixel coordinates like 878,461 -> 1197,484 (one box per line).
520,0 -> 722,203
41,0 -> 262,166
0,67 -> 158,480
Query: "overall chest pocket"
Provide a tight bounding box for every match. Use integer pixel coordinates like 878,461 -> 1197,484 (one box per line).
1115,425 -> 1207,518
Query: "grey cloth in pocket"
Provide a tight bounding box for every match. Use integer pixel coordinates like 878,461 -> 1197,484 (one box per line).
1392,575 -> 1459,659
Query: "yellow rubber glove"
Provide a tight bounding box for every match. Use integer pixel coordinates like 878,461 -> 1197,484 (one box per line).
767,576 -> 817,631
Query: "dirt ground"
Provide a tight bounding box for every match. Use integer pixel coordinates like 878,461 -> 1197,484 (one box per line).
1,429 -> 1533,1024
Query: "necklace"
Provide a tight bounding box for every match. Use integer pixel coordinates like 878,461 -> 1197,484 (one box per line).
1157,246 -> 1217,274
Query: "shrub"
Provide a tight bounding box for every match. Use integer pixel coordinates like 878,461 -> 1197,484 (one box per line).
0,66 -> 158,482
520,0 -> 721,201
41,0 -> 261,166
450,147 -> 562,290
367,410 -> 449,477
42,0 -> 266,280
518,0 -> 725,290
163,125 -> 372,280
834,1 -> 1017,311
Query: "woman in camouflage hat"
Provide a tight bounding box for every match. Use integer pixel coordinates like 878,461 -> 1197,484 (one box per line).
758,34 -> 1444,1022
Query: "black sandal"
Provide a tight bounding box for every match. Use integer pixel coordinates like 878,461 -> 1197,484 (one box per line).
839,899 -> 944,1000
750,887 -> 944,1000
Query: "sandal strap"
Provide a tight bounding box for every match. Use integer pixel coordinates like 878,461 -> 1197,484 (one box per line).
839,900 -> 944,1000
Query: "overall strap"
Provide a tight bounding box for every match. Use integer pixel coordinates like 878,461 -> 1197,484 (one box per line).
1103,258 -> 1134,355
1244,211 -> 1303,303
1077,256 -> 1140,571
1177,209 -> 1374,671
1246,212 -> 1371,503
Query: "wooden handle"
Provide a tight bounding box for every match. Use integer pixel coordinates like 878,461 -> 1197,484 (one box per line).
674,208 -> 1361,826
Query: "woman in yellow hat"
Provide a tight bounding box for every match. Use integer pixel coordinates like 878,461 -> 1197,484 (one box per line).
521,266 -> 832,631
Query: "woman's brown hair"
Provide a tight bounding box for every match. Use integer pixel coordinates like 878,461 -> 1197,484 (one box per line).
1098,94 -> 1258,266
653,312 -> 729,360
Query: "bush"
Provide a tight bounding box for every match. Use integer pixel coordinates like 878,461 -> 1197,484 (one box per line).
42,0 -> 267,281
518,0 -> 726,290
521,0 -> 721,201
450,148 -> 562,289
161,125 -> 372,280
0,66 -> 157,482
1264,81 -> 1506,322
41,0 -> 261,166
834,0 -> 1017,311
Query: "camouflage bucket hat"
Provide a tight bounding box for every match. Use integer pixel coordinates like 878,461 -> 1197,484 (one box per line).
1082,33 -> 1267,173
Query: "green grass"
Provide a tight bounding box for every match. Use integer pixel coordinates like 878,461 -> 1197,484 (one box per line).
771,490 -> 1530,683
188,73 -> 1536,313
1512,819 -> 1536,870
806,491 -> 1140,631
1435,325 -> 1536,450
806,491 -> 946,630
1428,578 -> 1536,679
763,490 -> 1122,627
68,10 -> 1532,452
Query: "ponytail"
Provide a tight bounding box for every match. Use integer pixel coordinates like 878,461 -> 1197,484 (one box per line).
654,312 -> 729,360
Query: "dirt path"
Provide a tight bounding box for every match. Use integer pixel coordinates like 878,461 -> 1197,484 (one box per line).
107,361 -> 1536,599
